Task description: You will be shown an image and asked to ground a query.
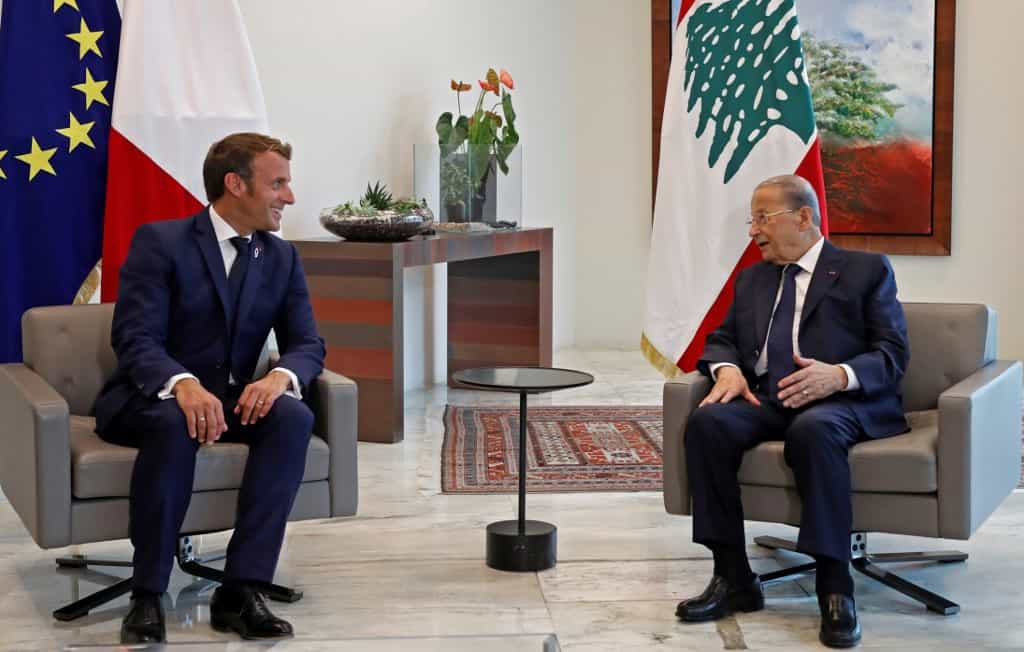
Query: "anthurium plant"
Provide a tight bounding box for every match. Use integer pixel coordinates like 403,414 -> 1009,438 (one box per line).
436,68 -> 519,193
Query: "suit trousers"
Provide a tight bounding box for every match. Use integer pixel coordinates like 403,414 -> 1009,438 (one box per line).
99,387 -> 314,594
685,395 -> 868,561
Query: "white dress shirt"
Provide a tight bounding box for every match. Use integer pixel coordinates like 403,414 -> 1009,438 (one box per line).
711,236 -> 860,391
158,206 -> 301,400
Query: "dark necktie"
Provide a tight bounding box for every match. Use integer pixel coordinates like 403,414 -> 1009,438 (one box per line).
227,236 -> 250,329
766,264 -> 801,403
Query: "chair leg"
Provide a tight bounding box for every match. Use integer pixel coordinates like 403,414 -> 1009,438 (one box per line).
851,557 -> 960,615
56,554 -> 133,569
759,561 -> 817,584
753,535 -> 801,553
754,532 -> 964,615
175,536 -> 303,603
866,551 -> 968,564
52,575 -> 133,622
51,535 -> 304,621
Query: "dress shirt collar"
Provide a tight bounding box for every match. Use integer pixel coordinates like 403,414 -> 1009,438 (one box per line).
791,235 -> 825,275
208,205 -> 248,244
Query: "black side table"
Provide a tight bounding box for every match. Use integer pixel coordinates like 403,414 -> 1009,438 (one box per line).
452,366 -> 595,572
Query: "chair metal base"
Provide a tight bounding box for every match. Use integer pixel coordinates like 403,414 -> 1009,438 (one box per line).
755,533 -> 965,615
51,535 -> 302,622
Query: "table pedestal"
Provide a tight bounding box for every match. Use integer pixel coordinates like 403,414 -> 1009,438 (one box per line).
485,391 -> 557,572
486,520 -> 556,572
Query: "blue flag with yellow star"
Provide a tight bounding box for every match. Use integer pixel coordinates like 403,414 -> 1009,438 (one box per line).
0,0 -> 120,362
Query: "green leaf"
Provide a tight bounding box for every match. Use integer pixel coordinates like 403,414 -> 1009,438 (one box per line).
436,112 -> 453,144
501,92 -> 516,127
451,115 -> 469,145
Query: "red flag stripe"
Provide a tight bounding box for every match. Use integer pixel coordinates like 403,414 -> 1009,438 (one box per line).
100,129 -> 203,302
678,0 -> 698,26
675,138 -> 829,371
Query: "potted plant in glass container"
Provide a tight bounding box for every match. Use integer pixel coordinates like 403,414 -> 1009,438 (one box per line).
436,68 -> 518,222
320,181 -> 434,242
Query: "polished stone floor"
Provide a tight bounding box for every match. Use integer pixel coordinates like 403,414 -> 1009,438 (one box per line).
1,350 -> 1023,650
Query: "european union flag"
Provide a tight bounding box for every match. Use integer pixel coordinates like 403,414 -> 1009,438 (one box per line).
0,0 -> 121,362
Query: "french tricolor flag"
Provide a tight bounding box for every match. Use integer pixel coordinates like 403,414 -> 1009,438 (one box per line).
100,0 -> 268,301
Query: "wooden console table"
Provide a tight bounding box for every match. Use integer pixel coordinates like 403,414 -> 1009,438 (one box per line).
293,228 -> 553,443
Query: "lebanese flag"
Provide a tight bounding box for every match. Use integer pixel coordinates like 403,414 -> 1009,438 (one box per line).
100,0 -> 268,301
642,0 -> 829,376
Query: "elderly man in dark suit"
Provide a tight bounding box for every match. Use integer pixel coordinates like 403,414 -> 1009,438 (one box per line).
94,133 -> 325,644
675,175 -> 909,648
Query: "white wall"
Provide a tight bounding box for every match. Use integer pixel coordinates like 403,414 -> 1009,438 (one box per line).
240,0 -> 580,360
572,1 -> 653,351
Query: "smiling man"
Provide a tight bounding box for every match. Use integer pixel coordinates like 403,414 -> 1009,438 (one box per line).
94,133 -> 325,644
675,175 -> 910,648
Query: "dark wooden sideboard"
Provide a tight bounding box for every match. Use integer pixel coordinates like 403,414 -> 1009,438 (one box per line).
292,228 -> 553,443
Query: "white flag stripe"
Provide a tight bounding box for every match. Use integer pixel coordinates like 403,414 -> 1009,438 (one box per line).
112,0 -> 268,202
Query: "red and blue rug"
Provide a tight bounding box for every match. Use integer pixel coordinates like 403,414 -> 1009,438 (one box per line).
441,405 -> 663,493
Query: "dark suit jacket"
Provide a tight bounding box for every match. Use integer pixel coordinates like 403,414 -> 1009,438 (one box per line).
94,208 -> 325,433
698,240 -> 909,438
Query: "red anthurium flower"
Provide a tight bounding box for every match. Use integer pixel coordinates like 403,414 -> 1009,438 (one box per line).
458,81 -> 471,91
499,69 -> 514,90
479,80 -> 499,95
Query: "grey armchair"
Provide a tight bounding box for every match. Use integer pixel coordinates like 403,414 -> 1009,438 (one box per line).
663,302 -> 1022,614
0,303 -> 358,621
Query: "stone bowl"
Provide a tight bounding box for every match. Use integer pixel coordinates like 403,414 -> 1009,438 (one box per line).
319,206 -> 434,242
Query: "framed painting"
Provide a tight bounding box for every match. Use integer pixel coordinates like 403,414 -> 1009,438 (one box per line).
652,0 -> 955,255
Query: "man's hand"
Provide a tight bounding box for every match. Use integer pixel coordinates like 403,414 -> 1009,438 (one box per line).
234,371 -> 291,425
700,365 -> 761,407
173,378 -> 227,444
777,354 -> 848,408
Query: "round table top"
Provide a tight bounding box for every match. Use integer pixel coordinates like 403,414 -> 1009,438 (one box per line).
452,366 -> 594,393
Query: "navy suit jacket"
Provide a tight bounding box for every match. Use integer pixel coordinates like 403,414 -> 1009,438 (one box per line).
94,209 -> 326,433
698,240 -> 910,438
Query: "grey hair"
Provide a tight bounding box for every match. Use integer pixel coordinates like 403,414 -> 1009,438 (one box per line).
756,174 -> 821,227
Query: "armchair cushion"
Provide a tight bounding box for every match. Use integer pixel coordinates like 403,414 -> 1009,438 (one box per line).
738,410 -> 939,493
69,415 -> 330,499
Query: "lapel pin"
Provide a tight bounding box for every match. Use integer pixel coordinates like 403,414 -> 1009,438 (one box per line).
253,246 -> 261,260
827,270 -> 837,276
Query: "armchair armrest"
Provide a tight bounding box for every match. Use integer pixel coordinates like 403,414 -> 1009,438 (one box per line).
309,368 -> 358,517
937,359 -> 1022,539
0,364 -> 72,548
663,371 -> 712,515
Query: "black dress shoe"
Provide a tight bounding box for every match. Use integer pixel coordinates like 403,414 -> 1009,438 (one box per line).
210,584 -> 294,640
121,595 -> 166,644
675,575 -> 764,622
819,593 -> 861,648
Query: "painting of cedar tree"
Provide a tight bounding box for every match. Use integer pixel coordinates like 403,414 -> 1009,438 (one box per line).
798,0 -> 936,235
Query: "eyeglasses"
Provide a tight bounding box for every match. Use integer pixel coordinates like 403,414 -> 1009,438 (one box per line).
745,208 -> 796,227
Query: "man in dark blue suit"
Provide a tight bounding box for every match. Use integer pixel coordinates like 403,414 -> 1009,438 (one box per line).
94,133 -> 325,644
675,175 -> 909,648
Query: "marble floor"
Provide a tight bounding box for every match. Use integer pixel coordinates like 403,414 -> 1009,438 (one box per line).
2,350 -> 1023,650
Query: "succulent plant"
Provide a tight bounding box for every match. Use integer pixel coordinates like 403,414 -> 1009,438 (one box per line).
360,181 -> 393,210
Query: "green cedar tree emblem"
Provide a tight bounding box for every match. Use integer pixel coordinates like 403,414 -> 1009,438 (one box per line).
684,0 -> 815,182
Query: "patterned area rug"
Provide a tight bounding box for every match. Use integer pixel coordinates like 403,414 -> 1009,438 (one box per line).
442,405 -> 663,493
442,404 -> 1024,493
